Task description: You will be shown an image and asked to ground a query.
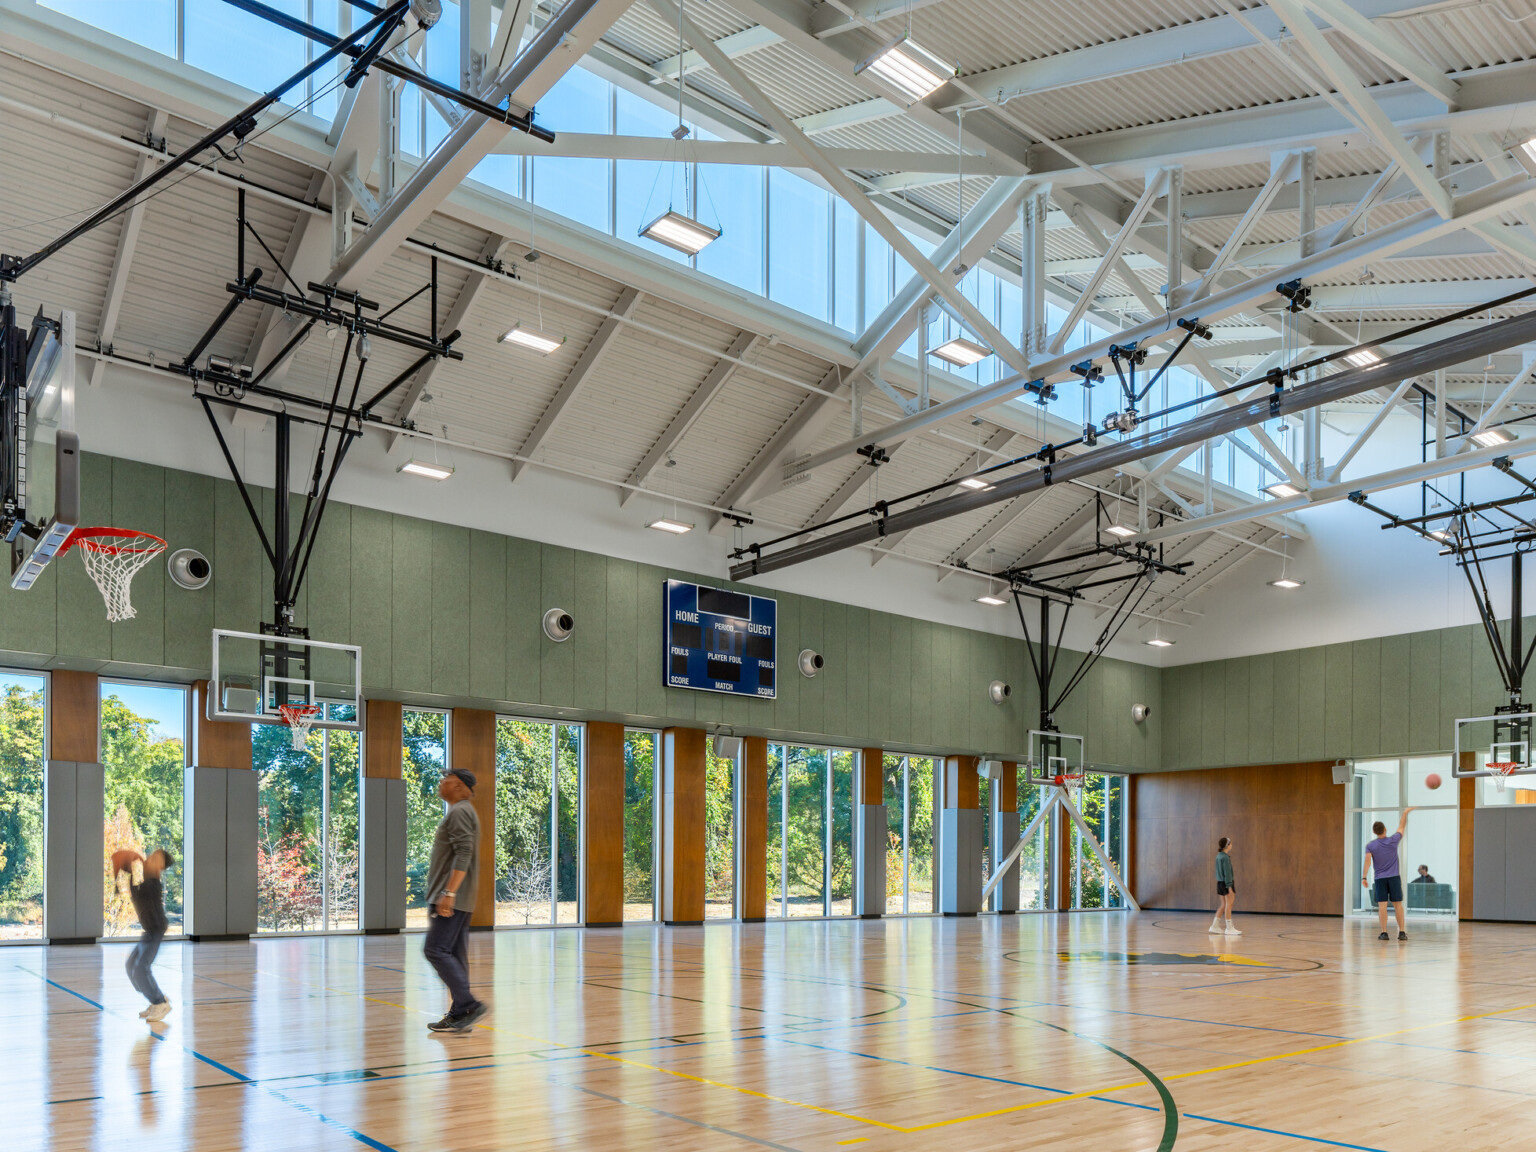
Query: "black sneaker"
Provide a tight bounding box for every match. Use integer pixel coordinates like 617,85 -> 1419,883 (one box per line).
1378,931 -> 1390,940
427,1012 -> 460,1033
451,1002 -> 488,1032
1398,931 -> 1408,941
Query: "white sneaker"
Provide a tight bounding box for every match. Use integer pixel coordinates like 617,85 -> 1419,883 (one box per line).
1207,919 -> 1224,933
145,1000 -> 172,1021
1224,922 -> 1242,936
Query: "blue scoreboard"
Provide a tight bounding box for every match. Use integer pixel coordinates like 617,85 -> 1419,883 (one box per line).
664,579 -> 777,698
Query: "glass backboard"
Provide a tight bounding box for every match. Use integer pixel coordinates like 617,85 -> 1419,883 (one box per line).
211,629 -> 362,729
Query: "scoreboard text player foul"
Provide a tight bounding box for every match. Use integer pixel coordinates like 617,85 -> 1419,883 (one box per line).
664,579 -> 777,698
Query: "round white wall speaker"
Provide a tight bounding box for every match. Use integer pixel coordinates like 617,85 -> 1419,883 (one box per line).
543,608 -> 574,642
989,680 -> 1011,704
167,548 -> 212,590
798,649 -> 823,677
1132,703 -> 1151,724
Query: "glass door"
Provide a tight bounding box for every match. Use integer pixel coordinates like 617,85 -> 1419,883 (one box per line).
1347,756 -> 1457,917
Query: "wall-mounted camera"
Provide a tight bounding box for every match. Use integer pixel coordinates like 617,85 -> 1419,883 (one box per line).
798,649 -> 823,677
988,680 -> 1011,704
1132,703 -> 1151,724
542,608 -> 574,643
167,548 -> 212,590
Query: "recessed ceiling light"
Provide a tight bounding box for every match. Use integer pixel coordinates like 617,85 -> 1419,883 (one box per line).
1344,349 -> 1382,368
957,476 -> 993,491
976,594 -> 1008,606
1265,481 -> 1303,499
500,322 -> 565,354
932,337 -> 990,367
855,32 -> 956,102
1105,524 -> 1136,538
647,517 -> 694,534
640,209 -> 721,255
1471,427 -> 1514,448
1269,577 -> 1304,589
398,459 -> 454,481
1145,637 -> 1174,647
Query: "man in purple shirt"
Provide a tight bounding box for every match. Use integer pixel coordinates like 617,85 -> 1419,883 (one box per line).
1362,807 -> 1415,941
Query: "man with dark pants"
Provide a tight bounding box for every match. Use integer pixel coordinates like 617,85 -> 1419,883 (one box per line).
1362,807 -> 1415,941
423,767 -> 487,1033
112,847 -> 174,1021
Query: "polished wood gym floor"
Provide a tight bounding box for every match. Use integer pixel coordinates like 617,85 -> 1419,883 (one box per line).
10,911 -> 1535,1150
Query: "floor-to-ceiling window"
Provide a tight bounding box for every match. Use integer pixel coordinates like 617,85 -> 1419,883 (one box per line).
766,744 -> 856,918
1348,756 -> 1458,917
493,718 -> 582,926
623,729 -> 659,922
101,682 -> 187,937
253,705 -> 359,933
1071,774 -> 1127,910
0,671 -> 46,940
403,707 -> 449,928
882,754 -> 937,915
1016,782 -> 1050,911
705,744 -> 735,919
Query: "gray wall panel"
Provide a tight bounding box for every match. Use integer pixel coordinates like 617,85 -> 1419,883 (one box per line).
360,776 -> 386,930
1502,808 -> 1536,922
72,762 -> 103,940
940,808 -> 983,915
386,779 -> 406,929
225,768 -> 258,935
44,761 -> 78,939
185,765 -> 227,936
992,810 -> 1021,912
1475,808 -> 1507,920
855,804 -> 885,916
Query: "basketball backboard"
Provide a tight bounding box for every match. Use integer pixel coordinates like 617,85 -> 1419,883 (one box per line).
210,629 -> 362,729
1453,711 -> 1536,778
5,306 -> 79,589
1024,729 -> 1086,785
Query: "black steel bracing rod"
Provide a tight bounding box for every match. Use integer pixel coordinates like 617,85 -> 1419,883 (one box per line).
1349,491 -> 1462,545
218,0 -> 557,143
1496,457 -> 1536,496
731,306 -> 1536,580
1463,543 -> 1516,692
227,281 -> 463,358
1370,490 -> 1536,531
1006,540 -> 1187,578
1050,573 -> 1154,714
278,329 -> 355,601
1135,325 -> 1200,403
360,348 -> 441,415
274,411 -> 291,613
198,396 -> 276,567
180,268 -> 263,369
249,319 -> 318,387
244,219 -> 308,299
195,386 -> 356,433
286,352 -> 370,603
0,3 -> 409,283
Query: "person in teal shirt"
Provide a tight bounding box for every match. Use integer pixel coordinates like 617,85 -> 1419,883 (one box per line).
1210,837 -> 1240,936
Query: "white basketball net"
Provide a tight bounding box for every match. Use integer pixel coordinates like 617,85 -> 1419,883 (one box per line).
69,528 -> 167,622
278,703 -> 323,751
1489,761 -> 1522,793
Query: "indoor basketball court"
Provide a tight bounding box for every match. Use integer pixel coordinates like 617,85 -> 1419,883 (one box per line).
6,1 -> 1536,1149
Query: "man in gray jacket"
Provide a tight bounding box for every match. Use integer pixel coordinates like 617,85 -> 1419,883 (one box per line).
424,767 -> 487,1032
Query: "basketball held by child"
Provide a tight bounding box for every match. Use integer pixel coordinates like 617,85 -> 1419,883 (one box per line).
1425,773 -> 1442,790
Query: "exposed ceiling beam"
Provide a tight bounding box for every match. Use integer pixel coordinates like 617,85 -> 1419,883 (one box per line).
88,109 -> 166,389
714,364 -> 845,523
512,285 -> 642,482
872,426 -> 1016,564
327,0 -> 635,288
806,444 -> 905,529
621,331 -> 763,504
651,24 -> 781,82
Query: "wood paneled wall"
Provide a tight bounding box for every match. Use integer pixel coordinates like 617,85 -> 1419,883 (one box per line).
49,669 -> 98,762
740,737 -> 769,922
943,756 -> 979,810
584,721 -> 626,926
1000,761 -> 1017,813
662,727 -> 705,924
1132,761 -> 1341,914
364,700 -> 403,779
191,680 -> 251,770
860,748 -> 883,805
450,708 -> 497,926
1459,756 -> 1476,920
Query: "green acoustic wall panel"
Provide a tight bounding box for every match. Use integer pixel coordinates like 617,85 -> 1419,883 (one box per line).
1350,639 -> 1381,759
1378,634 -> 1411,756
1322,644 -> 1352,755
0,452 -> 1166,767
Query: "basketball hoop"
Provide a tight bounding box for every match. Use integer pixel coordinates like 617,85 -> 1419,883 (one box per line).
64,527 -> 167,622
1054,772 -> 1086,804
1488,761 -> 1522,792
277,703 -> 323,751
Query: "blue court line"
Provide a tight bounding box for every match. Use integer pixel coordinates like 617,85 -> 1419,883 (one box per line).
1184,1113 -> 1389,1151
22,966 -> 401,1152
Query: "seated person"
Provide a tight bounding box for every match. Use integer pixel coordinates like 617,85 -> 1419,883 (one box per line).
1410,864 -> 1435,885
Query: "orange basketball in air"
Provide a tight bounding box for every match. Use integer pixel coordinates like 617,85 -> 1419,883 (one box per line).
1426,773 -> 1442,790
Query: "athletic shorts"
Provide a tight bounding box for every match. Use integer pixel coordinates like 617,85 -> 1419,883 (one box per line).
1373,876 -> 1403,903
1216,881 -> 1234,896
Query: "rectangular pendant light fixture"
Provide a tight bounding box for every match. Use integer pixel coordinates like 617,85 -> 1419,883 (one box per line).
975,594 -> 1007,606
957,476 -> 993,491
398,459 -> 454,481
1343,349 -> 1382,368
1471,426 -> 1514,448
1269,577 -> 1303,589
1145,637 -> 1174,648
1104,524 -> 1136,538
500,322 -> 565,354
932,337 -> 990,367
855,33 -> 956,102
647,517 -> 695,535
1265,481 -> 1303,499
640,210 -> 721,255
